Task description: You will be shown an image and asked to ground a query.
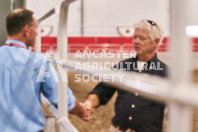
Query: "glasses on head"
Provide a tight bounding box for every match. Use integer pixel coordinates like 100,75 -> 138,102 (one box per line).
142,19 -> 158,28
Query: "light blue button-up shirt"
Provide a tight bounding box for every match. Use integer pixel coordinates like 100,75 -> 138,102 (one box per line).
0,40 -> 75,132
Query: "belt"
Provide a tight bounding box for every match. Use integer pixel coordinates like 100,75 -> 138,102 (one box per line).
112,123 -> 136,132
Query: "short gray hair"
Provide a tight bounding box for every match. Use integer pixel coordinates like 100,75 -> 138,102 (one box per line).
134,19 -> 164,45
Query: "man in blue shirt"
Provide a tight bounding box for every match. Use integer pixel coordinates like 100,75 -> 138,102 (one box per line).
0,8 -> 91,132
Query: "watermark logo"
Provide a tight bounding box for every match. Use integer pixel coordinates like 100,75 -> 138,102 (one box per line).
75,74 -> 124,82
36,50 -> 163,83
74,50 -> 137,59
36,50 -> 68,82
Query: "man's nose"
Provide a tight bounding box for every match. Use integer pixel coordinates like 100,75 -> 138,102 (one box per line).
133,37 -> 141,43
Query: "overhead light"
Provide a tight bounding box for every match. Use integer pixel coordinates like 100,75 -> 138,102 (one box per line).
186,25 -> 198,37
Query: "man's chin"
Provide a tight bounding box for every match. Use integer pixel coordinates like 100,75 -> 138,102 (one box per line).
135,50 -> 142,54
136,52 -> 143,56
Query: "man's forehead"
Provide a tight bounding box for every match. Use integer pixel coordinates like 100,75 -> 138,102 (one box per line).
135,28 -> 148,32
134,28 -> 149,34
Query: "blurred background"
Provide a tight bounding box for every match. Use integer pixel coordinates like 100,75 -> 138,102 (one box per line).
1,0 -> 198,131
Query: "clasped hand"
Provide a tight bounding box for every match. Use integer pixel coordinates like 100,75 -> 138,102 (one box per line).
79,102 -> 94,122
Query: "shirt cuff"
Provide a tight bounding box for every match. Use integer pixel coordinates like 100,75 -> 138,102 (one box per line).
67,88 -> 76,112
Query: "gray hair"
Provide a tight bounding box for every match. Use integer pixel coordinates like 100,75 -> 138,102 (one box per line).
134,20 -> 164,45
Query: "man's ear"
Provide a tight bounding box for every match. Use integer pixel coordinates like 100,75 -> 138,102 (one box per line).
153,39 -> 160,50
23,25 -> 30,37
154,38 -> 160,45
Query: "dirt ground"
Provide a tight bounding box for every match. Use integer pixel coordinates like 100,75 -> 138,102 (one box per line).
66,70 -> 198,132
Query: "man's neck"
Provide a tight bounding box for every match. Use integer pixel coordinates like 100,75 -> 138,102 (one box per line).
137,52 -> 156,62
8,35 -> 26,45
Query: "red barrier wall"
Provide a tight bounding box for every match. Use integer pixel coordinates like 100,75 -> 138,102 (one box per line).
32,37 -> 198,53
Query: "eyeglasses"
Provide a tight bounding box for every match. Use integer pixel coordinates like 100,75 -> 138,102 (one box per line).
142,19 -> 158,28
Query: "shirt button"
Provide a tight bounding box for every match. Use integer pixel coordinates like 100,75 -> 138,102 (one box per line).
131,104 -> 135,108
135,93 -> 138,96
129,116 -> 133,120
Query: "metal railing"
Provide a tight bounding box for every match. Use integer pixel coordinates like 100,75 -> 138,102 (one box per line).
35,0 -> 78,132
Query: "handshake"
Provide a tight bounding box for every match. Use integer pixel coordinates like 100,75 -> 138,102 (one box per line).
71,100 -> 95,122
71,94 -> 99,122
78,101 -> 94,122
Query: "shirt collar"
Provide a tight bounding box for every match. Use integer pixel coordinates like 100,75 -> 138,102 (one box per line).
5,40 -> 27,49
148,53 -> 158,63
135,53 -> 158,63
